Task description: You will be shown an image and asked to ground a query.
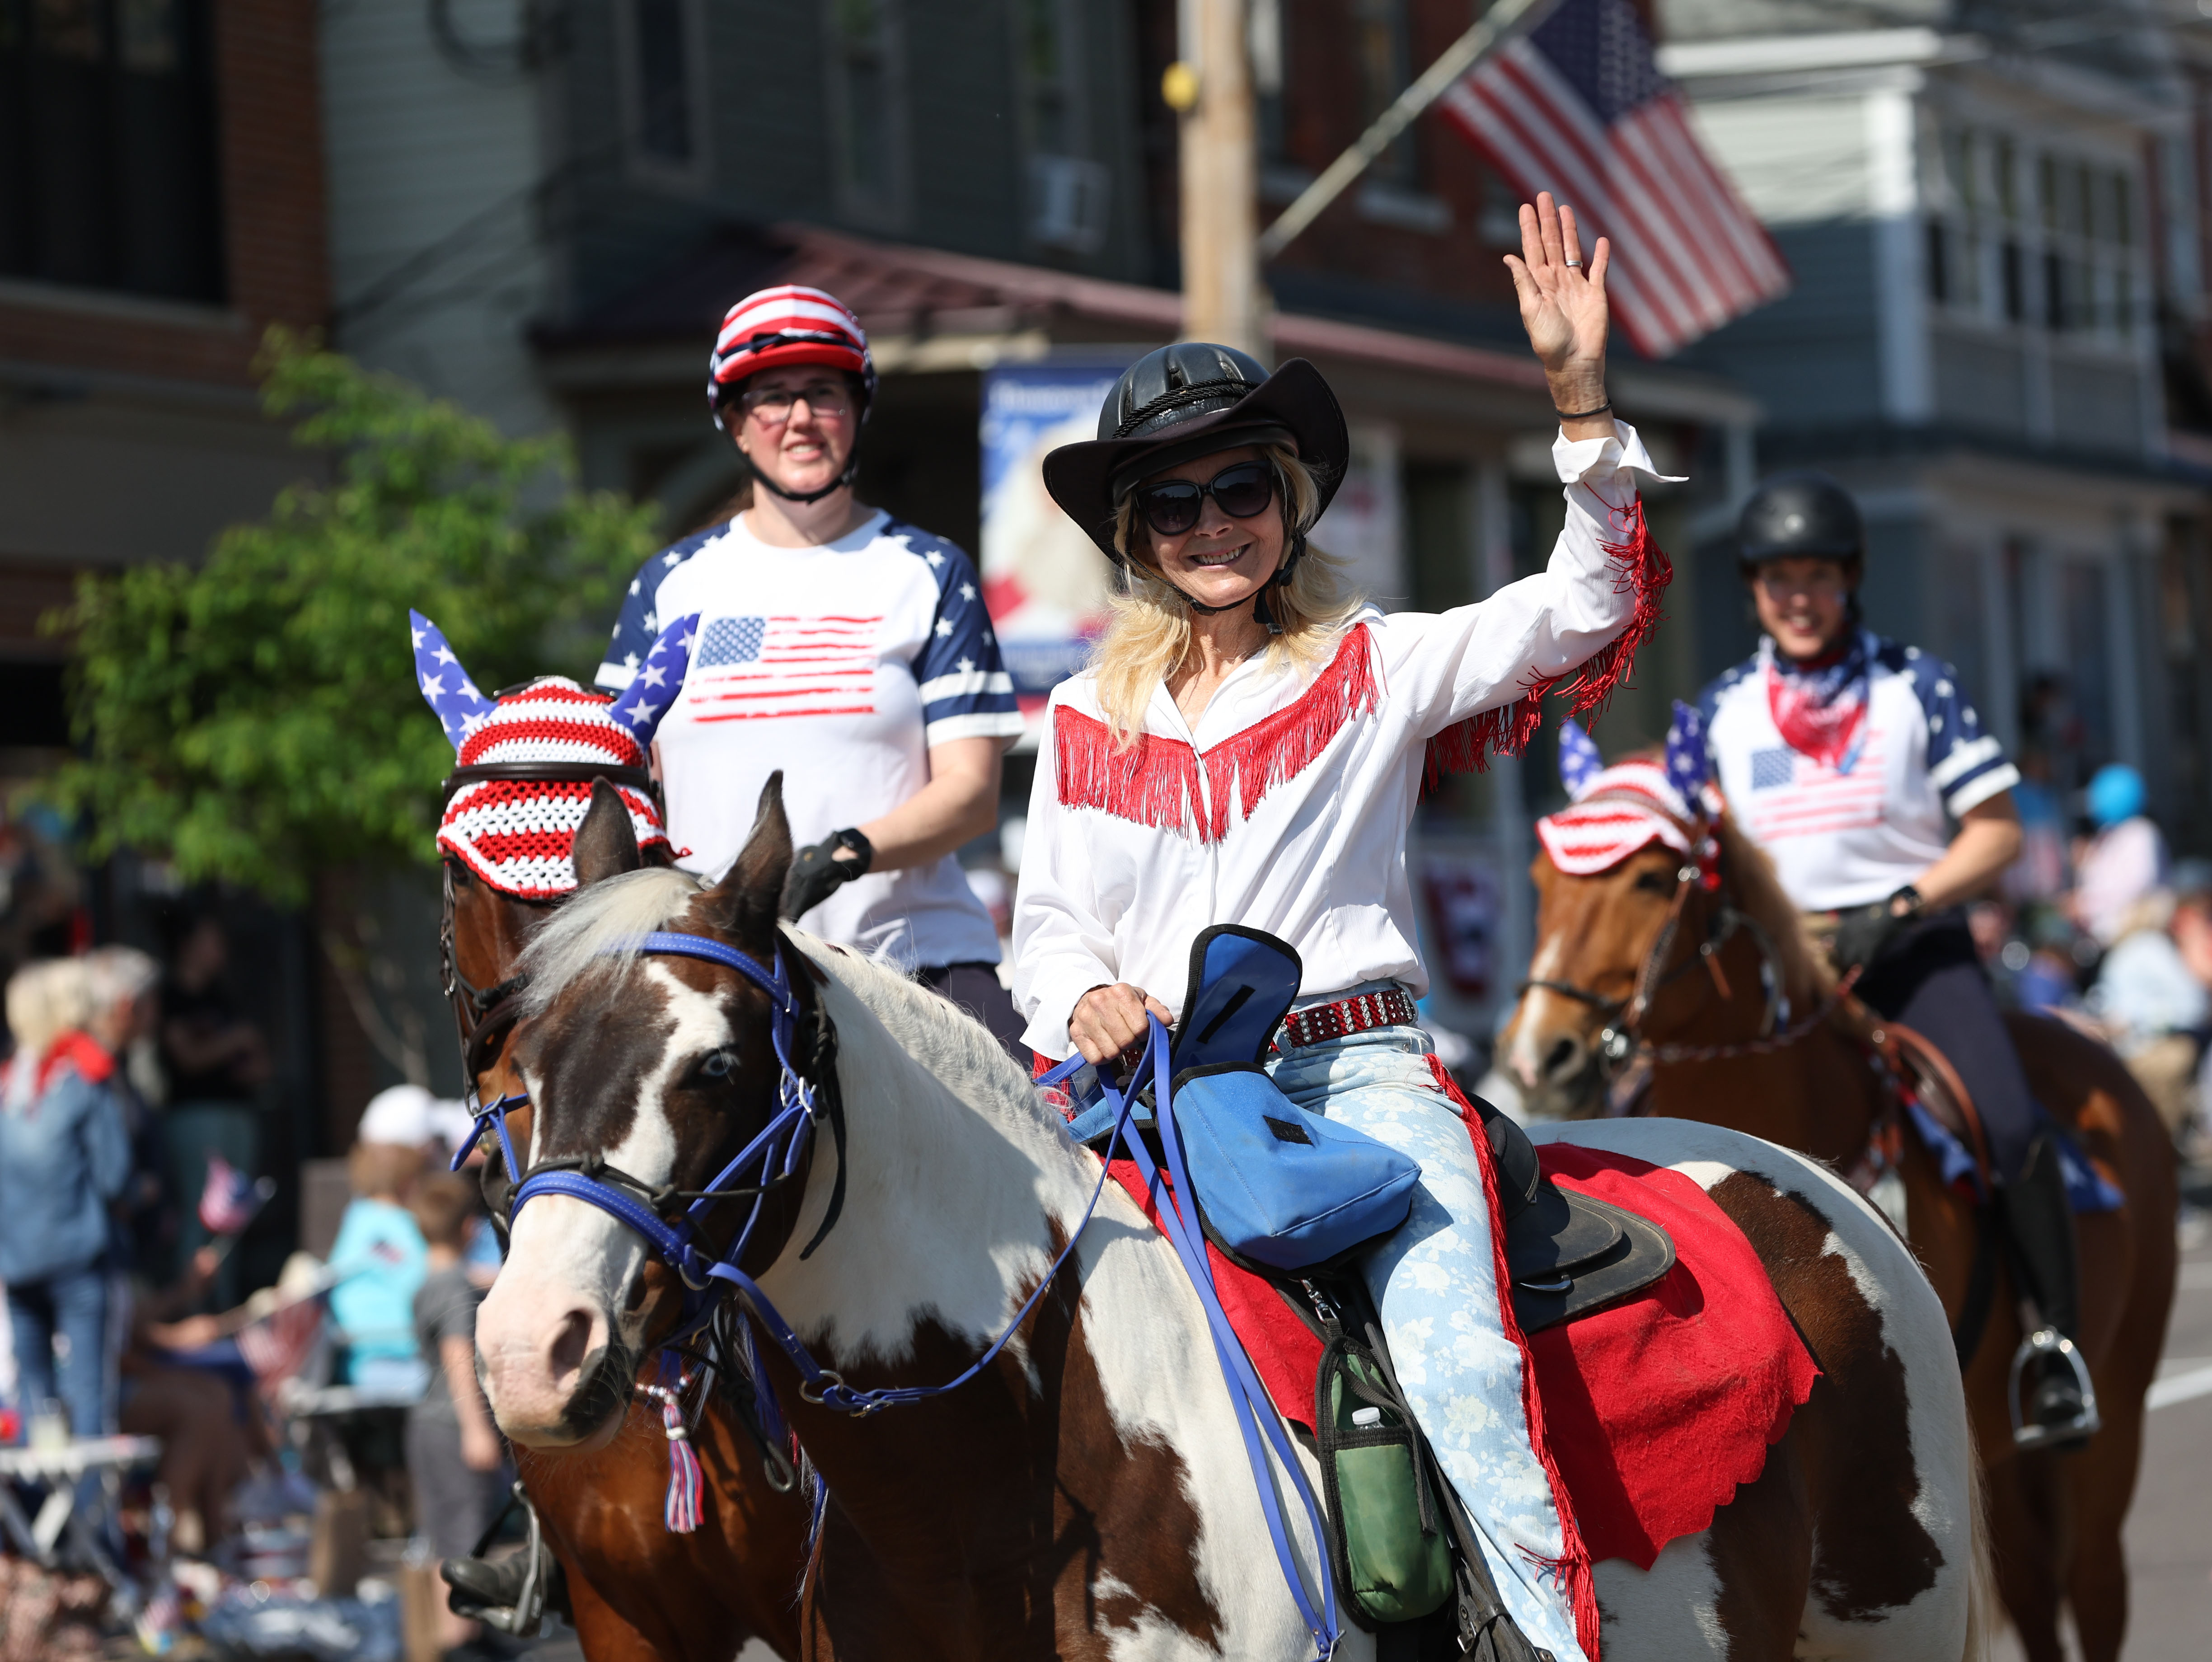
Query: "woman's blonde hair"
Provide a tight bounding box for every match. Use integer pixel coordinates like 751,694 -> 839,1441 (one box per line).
5,958 -> 93,1063
1094,443 -> 1361,744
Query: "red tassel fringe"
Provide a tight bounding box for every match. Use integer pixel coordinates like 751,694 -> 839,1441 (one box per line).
1427,1055 -> 1603,1662
1198,627 -> 1379,841
1425,498 -> 1673,790
1055,626 -> 1380,843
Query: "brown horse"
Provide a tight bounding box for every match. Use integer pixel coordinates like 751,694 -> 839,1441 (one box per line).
473,779 -> 1990,1662
1501,807 -> 2178,1662
444,813 -> 811,1662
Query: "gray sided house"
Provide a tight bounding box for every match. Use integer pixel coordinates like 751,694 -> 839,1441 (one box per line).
1658,3 -> 2212,852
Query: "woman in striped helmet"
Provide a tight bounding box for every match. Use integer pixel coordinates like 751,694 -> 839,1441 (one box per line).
596,285 -> 1028,1053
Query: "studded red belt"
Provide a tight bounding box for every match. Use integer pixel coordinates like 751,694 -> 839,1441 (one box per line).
1277,987 -> 1420,1050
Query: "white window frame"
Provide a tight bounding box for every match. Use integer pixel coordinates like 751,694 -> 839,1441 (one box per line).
615,0 -> 711,193
823,0 -> 912,230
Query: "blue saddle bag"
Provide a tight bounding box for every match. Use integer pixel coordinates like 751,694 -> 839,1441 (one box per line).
1070,926 -> 1421,1273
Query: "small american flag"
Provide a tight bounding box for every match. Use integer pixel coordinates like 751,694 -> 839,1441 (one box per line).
198,1156 -> 272,1236
686,615 -> 881,724
237,1296 -> 325,1385
1438,0 -> 1789,359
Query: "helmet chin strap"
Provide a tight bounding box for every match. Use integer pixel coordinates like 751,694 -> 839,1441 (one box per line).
751,453 -> 862,507
1168,530 -> 1306,636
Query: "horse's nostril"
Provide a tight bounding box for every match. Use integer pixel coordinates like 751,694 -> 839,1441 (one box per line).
547,1308 -> 594,1388
1542,1035 -> 1585,1082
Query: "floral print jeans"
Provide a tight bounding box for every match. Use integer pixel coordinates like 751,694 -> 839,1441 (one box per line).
1268,1025 -> 1586,1662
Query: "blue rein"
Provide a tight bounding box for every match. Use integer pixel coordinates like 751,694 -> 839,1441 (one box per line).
458,940 -> 1338,1661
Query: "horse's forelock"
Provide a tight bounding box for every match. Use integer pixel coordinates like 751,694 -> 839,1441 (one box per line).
516,865 -> 704,1018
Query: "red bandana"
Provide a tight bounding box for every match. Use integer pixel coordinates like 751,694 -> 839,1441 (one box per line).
1763,635 -> 1870,772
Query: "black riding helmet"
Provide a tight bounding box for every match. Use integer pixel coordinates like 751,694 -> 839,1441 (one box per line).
1042,343 -> 1349,632
1737,470 -> 1865,565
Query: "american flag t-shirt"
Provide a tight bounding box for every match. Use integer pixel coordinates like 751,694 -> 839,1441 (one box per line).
686,614 -> 882,723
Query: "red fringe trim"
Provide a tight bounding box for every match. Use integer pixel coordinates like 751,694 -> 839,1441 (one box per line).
1054,625 -> 1380,843
1426,1054 -> 1603,1662
1198,626 -> 1379,841
1054,706 -> 1203,836
1425,498 -> 1673,791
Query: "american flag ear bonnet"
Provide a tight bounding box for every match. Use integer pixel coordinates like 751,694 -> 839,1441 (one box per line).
1532,717 -> 1703,876
707,286 -> 876,424
411,611 -> 697,899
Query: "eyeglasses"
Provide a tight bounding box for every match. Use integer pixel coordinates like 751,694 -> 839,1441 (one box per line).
1134,460 -> 1278,537
738,379 -> 854,422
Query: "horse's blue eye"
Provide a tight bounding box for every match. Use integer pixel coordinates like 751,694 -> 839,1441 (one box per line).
701,1051 -> 735,1078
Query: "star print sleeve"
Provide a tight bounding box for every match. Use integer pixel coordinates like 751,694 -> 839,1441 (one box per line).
596,558 -> 665,692
1915,654 -> 2019,815
908,537 -> 1025,749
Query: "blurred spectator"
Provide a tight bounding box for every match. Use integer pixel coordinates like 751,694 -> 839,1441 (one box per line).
406,1173 -> 507,1654
2013,909 -> 2083,1014
84,946 -> 171,1274
116,1243 -> 271,1555
1,959 -> 129,1440
2087,887 -> 2211,1142
326,1086 -> 434,1393
159,912 -> 270,1306
2070,764 -> 2167,949
2002,753 -> 2070,904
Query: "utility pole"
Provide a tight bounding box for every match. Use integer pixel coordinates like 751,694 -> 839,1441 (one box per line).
1169,0 -> 1265,357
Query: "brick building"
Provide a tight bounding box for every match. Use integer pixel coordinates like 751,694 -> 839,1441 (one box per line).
0,0 -> 333,1245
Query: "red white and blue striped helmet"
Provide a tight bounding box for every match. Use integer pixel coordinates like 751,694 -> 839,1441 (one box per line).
708,286 -> 876,426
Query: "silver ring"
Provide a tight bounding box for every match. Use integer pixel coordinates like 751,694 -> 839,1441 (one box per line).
1565,257 -> 1582,268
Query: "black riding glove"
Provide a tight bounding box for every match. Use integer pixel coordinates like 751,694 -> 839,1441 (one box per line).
1829,885 -> 1923,973
780,828 -> 873,921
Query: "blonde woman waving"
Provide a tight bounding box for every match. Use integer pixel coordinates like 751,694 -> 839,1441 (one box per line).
1011,196 -> 1669,1662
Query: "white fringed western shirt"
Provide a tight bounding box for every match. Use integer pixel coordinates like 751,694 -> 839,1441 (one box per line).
1011,420 -> 1676,1058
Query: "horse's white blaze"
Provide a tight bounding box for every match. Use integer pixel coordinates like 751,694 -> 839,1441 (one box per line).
1506,933 -> 1571,1086
1536,1119 -> 1975,1659
478,963 -> 731,1436
1591,1534 -> 1727,1660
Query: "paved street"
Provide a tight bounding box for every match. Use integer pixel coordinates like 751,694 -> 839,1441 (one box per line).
1991,1167 -> 2212,1662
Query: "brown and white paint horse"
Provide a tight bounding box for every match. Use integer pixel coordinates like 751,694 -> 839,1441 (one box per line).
474,782 -> 1987,1662
445,802 -> 809,1662
1502,809 -> 2177,1662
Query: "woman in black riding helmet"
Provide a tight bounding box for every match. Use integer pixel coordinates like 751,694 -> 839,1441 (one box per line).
1696,474 -> 2097,1449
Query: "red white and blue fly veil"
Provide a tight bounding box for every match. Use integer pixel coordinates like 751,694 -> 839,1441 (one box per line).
411,609 -> 698,898
1534,704 -> 1715,875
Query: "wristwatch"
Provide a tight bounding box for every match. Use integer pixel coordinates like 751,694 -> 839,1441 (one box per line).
1889,885 -> 1925,919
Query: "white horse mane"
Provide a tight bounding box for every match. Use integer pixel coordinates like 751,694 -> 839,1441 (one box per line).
515,866 -> 704,1017
792,936 -> 1053,1137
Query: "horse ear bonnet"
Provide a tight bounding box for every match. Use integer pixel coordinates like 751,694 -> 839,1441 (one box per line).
1557,720 -> 1604,801
1664,700 -> 1711,809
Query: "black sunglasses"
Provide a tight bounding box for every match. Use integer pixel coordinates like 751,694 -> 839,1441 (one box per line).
1134,460 -> 1278,537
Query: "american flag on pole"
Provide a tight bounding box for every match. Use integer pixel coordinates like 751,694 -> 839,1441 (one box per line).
1437,0 -> 1789,358
684,615 -> 881,724
199,1156 -> 273,1236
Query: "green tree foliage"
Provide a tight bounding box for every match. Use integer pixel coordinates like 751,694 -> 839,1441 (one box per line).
40,332 -> 658,906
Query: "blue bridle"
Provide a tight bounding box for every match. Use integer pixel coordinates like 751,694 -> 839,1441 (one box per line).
452,930 -> 830,1334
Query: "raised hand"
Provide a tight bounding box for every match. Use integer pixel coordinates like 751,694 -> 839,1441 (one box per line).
1502,192 -> 1611,424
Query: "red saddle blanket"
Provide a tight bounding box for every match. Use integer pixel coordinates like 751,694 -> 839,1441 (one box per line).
1105,1086 -> 1818,1570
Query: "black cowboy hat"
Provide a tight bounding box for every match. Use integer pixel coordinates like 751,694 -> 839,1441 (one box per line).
1042,344 -> 1350,563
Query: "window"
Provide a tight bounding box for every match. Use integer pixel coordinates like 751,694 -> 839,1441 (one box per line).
619,0 -> 706,186
1924,120 -> 2140,346
0,0 -> 224,301
827,0 -> 907,223
1019,0 -> 1107,253
1355,0 -> 1415,187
